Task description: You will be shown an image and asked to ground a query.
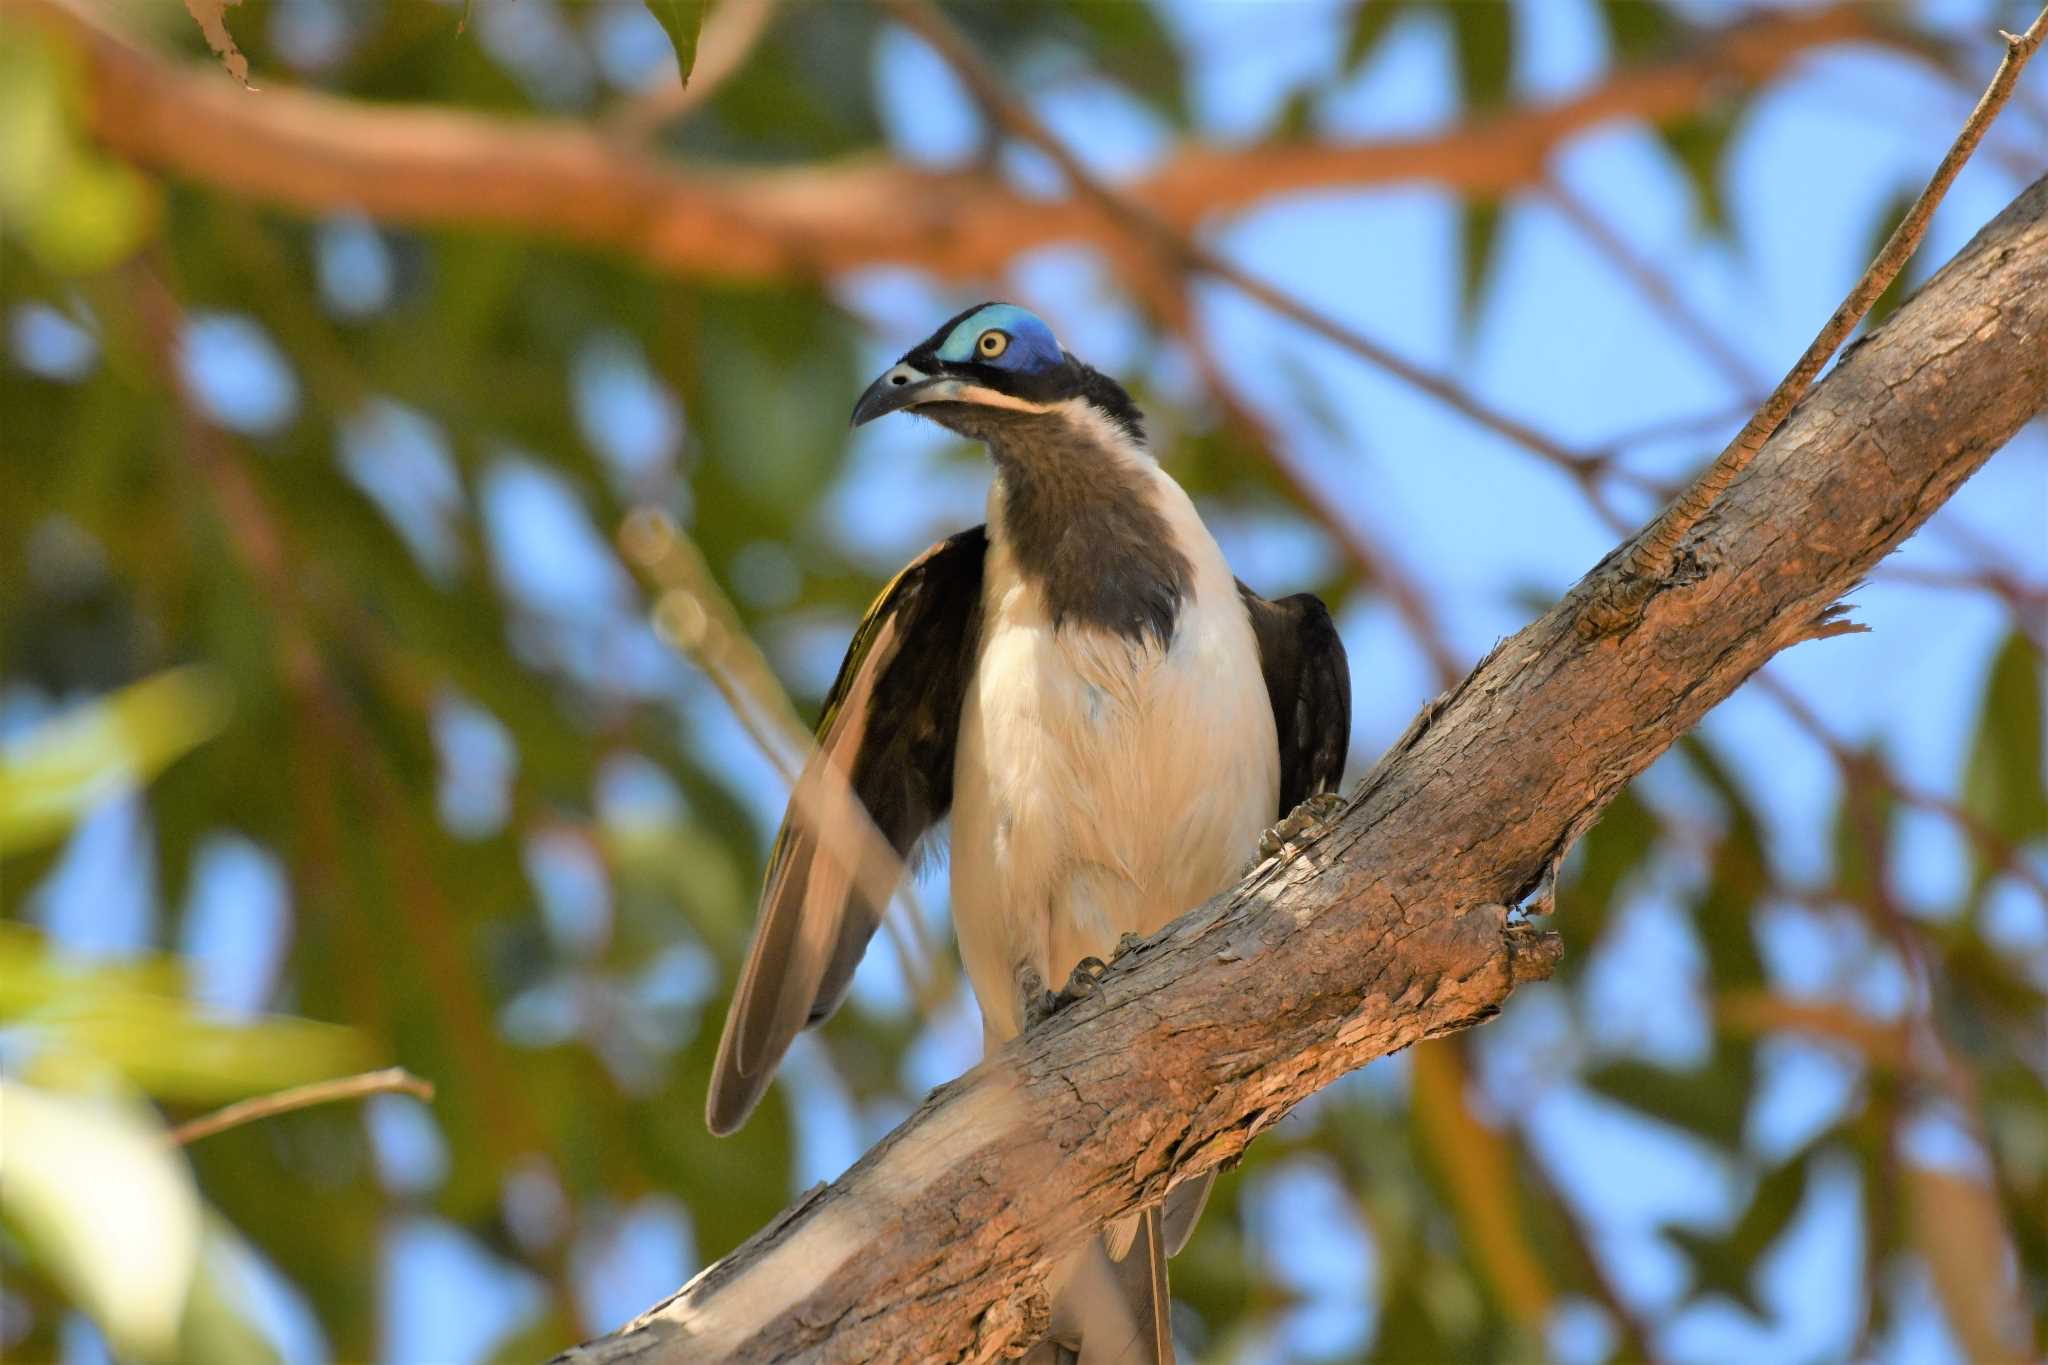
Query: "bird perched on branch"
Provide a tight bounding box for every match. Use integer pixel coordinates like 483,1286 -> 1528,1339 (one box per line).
706,302 -> 1350,1363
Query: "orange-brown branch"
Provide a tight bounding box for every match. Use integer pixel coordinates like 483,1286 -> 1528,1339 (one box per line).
13,0 -> 1877,284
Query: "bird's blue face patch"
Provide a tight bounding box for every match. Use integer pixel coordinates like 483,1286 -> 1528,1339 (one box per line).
933,304 -> 1064,374
853,299 -> 1142,439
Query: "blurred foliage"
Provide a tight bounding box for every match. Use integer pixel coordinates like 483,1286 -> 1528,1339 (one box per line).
0,666 -> 232,854
0,23 -> 158,275
1,1 -> 2044,1362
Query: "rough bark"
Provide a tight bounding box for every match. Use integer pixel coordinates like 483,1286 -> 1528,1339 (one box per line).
13,0 -> 1876,285
553,176 -> 2048,1365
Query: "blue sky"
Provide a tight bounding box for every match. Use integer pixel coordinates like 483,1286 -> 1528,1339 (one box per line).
9,1 -> 2045,1362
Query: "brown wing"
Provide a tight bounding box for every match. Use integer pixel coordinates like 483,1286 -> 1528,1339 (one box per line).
1239,585 -> 1351,818
706,527 -> 987,1136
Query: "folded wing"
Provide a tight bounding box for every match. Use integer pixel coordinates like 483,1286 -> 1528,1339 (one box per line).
1238,585 -> 1351,817
707,527 -> 988,1135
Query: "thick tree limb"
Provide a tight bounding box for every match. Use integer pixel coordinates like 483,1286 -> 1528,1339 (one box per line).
14,0 -> 1876,284
553,177 -> 2048,1364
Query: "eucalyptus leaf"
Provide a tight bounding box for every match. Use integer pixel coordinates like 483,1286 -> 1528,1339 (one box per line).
0,1082 -> 202,1362
644,0 -> 707,87
1597,0 -> 1681,63
1343,0 -> 1412,75
0,666 -> 233,855
1445,0 -> 1512,110
1457,197 -> 1505,338
1862,188 -> 1920,328
1962,631 -> 2047,849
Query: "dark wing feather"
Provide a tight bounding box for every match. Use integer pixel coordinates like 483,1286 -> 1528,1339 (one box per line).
706,527 -> 987,1135
1239,585 -> 1351,817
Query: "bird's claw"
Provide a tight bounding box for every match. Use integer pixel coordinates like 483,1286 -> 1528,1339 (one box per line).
1250,791 -> 1348,868
1063,955 -> 1108,998
1017,963 -> 1054,1031
1018,956 -> 1114,1031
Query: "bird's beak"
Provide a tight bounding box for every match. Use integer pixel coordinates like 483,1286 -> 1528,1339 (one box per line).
851,363 -> 951,428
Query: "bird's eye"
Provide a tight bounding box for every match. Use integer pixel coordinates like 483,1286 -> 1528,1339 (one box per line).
977,330 -> 1009,359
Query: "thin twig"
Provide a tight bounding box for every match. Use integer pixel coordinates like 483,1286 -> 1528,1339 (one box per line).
1931,508 -> 2047,581
168,1067 -> 434,1146
1873,562 -> 2048,645
1875,564 -> 2047,602
1579,7 -> 2048,638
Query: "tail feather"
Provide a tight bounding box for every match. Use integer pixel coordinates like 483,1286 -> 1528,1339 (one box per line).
1160,1172 -> 1213,1257
1027,1212 -> 1173,1364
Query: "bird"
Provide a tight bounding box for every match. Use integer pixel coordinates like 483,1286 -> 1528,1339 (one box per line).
704,301 -> 1350,1363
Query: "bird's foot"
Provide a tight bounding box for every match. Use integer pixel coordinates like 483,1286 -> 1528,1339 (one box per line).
1062,955 -> 1109,999
1248,791 -> 1348,870
1018,963 -> 1056,1031
1019,956 -> 1114,1031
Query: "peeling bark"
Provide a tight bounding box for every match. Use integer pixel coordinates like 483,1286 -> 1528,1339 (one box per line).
554,176 -> 2048,1365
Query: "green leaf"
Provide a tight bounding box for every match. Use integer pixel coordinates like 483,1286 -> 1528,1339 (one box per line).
1660,106 -> 1746,237
1058,0 -> 1188,125
1561,783 -> 1657,960
1445,0 -> 1513,111
27,999 -> 370,1105
643,0 -> 706,86
1369,1285 -> 1461,1364
1272,84 -> 1320,142
0,665 -> 233,855
1667,1153 -> 1812,1317
184,1113 -> 384,1363
1272,351 -> 1352,449
1457,196 -> 1505,337
1862,188 -> 1919,328
0,1082 -> 202,1362
1962,631 -> 2047,849
1597,0 -> 1681,64
1676,737 -> 1770,990
0,22 -> 160,275
686,287 -> 862,516
1343,0 -> 1413,75
178,1218 -> 288,1365
1584,1040 -> 1752,1149
0,928 -> 373,1105
1830,746 -> 1897,906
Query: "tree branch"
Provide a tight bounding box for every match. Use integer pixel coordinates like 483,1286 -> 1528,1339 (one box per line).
880,0 -> 1609,485
13,0 -> 1877,285
553,176 -> 2048,1365
1579,4 -> 2047,637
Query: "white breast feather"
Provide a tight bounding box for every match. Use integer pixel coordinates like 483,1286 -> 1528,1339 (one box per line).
951,434 -> 1279,1044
